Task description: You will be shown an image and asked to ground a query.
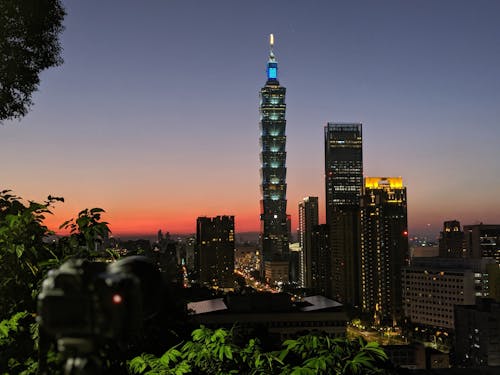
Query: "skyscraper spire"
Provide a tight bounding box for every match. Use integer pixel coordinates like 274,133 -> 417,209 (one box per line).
269,33 -> 275,62
266,33 -> 278,81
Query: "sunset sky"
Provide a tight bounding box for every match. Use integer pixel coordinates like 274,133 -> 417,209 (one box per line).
2,1 -> 500,238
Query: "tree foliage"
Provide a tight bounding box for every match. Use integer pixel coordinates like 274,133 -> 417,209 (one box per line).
0,0 -> 65,123
0,189 -> 111,374
128,325 -> 392,375
0,312 -> 41,374
59,207 -> 111,257
0,190 -> 62,319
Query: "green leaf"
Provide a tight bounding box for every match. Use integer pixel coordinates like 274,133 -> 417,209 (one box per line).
192,326 -> 210,342
0,323 -> 9,339
15,244 -> 25,258
278,348 -> 289,362
290,367 -> 316,375
254,356 -> 262,368
128,356 -> 148,374
283,339 -> 298,350
160,346 -> 182,367
224,345 -> 233,360
174,361 -> 191,375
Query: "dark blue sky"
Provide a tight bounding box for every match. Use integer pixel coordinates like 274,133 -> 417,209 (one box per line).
2,1 -> 500,236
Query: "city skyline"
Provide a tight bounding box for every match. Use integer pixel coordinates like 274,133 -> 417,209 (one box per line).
2,1 -> 500,238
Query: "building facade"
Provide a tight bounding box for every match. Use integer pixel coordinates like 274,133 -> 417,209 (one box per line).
298,196 -> 319,288
311,224 -> 331,296
324,123 -> 363,305
196,216 -> 235,289
288,242 -> 302,285
360,177 -> 409,325
402,257 -> 496,330
188,294 -> 347,344
464,224 -> 500,263
438,220 -> 464,258
454,299 -> 500,367
259,35 -> 289,275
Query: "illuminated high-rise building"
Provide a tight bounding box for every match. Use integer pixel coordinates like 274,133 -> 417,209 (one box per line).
360,177 -> 408,325
196,216 -> 235,289
298,197 -> 319,288
259,34 -> 289,278
324,123 -> 362,305
325,123 -> 363,211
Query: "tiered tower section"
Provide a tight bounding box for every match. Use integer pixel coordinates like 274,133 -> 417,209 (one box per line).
260,34 -> 289,264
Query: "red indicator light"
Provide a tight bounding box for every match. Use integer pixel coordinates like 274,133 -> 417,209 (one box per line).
112,294 -> 123,304
403,231 -> 408,236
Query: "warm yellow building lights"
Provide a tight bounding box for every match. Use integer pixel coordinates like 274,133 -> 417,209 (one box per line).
365,177 -> 403,189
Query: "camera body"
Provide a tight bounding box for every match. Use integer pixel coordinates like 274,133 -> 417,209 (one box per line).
38,257 -> 146,343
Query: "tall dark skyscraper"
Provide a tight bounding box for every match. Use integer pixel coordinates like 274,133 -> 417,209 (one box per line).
360,177 -> 408,325
259,34 -> 289,278
324,123 -> 362,305
298,196 -> 319,288
196,216 -> 235,289
311,224 -> 331,296
325,123 -> 363,212
439,220 -> 465,258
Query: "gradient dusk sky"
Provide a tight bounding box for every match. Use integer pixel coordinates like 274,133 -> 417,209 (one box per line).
2,0 -> 500,238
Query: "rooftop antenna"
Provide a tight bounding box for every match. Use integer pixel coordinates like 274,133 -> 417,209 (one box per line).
269,33 -> 275,61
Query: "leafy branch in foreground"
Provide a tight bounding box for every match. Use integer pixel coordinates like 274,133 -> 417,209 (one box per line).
128,325 -> 392,375
0,190 -> 63,318
0,189 -> 113,374
59,207 -> 111,257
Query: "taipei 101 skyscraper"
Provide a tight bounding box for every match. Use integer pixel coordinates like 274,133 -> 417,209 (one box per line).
259,34 -> 289,281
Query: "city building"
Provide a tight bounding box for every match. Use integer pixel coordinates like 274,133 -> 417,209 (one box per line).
487,263 -> 500,302
402,257 -> 497,330
298,196 -> 319,288
311,224 -> 331,297
288,242 -> 302,286
454,298 -> 500,367
287,214 -> 292,243
152,231 -> 181,282
259,34 -> 289,279
439,220 -> 465,258
264,260 -> 289,284
360,177 -> 409,325
411,245 -> 439,258
463,224 -> 500,263
196,216 -> 235,289
324,122 -> 363,305
188,293 -> 346,344
383,343 -> 449,370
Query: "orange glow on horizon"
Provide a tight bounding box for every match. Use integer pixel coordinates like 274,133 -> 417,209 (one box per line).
44,208 -> 262,237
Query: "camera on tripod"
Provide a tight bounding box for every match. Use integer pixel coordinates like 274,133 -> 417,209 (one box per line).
37,256 -> 162,374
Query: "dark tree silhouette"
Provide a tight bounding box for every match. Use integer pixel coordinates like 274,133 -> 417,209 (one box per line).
0,0 -> 65,123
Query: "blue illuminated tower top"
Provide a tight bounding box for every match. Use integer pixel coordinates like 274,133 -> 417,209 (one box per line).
267,33 -> 278,81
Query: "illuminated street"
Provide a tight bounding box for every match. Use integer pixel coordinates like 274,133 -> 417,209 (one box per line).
347,324 -> 407,346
